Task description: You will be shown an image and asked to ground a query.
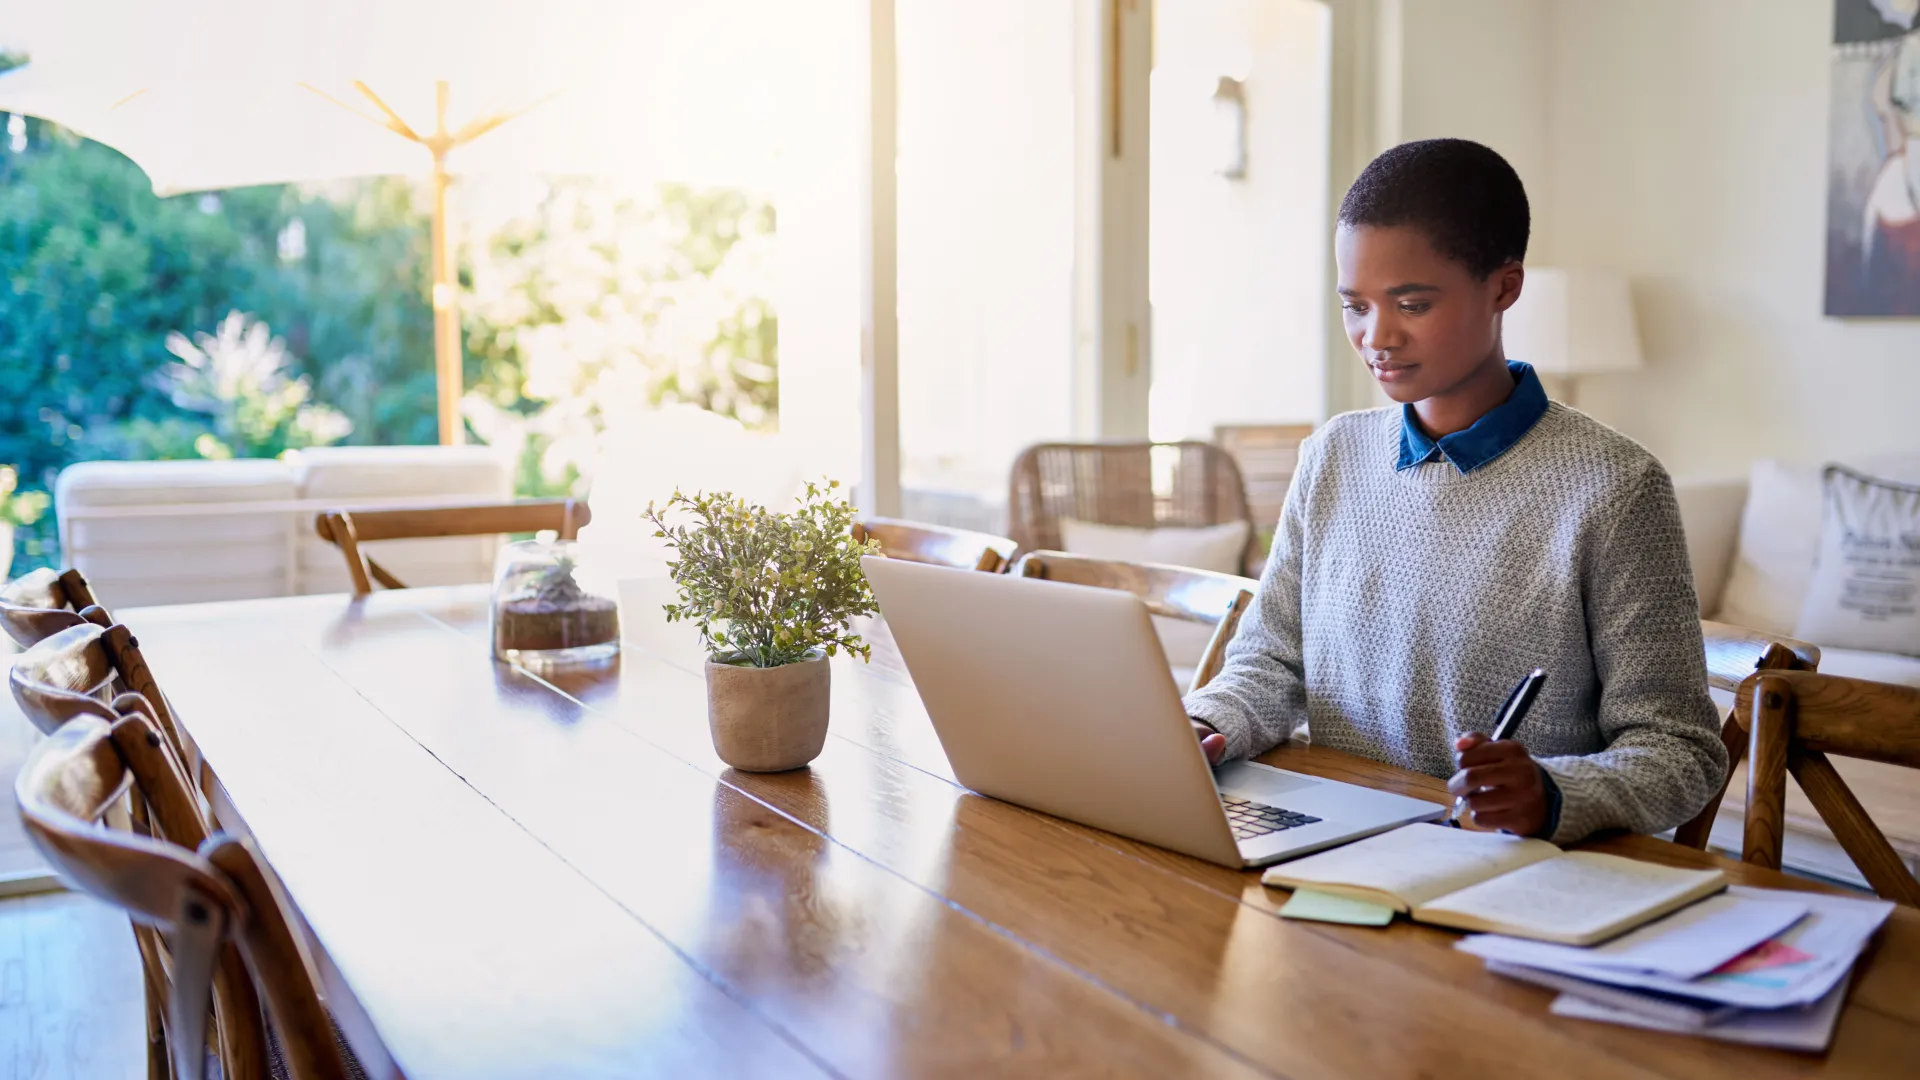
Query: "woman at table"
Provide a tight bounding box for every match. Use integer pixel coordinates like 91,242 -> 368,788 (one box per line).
1184,139 -> 1726,845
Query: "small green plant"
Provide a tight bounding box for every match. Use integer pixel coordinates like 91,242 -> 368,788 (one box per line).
644,480 -> 880,668
0,465 -> 49,528
528,555 -> 588,608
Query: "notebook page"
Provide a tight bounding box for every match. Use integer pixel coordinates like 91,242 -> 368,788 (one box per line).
1260,823 -> 1560,910
1416,851 -> 1725,945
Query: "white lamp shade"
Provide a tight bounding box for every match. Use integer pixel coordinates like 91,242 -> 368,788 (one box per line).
1502,269 -> 1643,376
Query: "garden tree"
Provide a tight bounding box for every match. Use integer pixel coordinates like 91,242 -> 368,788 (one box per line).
0,97 -> 778,567
0,122 -> 441,482
463,180 -> 779,494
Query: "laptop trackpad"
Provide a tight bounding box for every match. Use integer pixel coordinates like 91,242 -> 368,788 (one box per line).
1214,760 -> 1323,802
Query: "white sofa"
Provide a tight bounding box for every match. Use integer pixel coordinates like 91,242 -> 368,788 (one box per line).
1675,454 -> 1920,887
55,446 -> 512,608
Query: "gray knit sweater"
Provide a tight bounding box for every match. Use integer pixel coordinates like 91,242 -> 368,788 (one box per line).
1184,403 -> 1726,844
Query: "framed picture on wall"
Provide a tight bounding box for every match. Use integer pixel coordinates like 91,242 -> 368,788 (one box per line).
1826,0 -> 1920,316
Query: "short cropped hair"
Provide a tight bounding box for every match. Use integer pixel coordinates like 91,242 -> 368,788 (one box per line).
1337,139 -> 1529,279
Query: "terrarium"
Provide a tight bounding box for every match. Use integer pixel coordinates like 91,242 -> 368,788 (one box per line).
490,539 -> 620,668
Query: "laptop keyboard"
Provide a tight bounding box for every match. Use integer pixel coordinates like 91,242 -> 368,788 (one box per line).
1221,795 -> 1323,841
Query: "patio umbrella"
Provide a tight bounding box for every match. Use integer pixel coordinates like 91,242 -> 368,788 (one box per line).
0,0 -> 798,443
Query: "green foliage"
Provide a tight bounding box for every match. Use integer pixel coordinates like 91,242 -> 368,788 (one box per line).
143,311 -> 351,459
0,116 -> 777,573
645,481 -> 878,669
463,178 -> 780,448
0,133 -> 438,489
0,465 -> 49,528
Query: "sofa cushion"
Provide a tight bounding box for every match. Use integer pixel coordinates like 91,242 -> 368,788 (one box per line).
1815,646 -> 1920,688
1794,466 -> 1920,657
1718,455 -> 1920,637
56,459 -> 297,551
286,446 -> 512,595
1672,475 -> 1748,617
54,459 -> 297,607
286,445 -> 511,500
1717,460 -> 1823,636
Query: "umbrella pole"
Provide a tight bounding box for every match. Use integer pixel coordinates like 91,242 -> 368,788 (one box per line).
430,144 -> 462,445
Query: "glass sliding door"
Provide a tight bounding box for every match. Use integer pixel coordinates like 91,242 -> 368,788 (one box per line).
894,0 -> 1078,533
1149,0 -> 1331,443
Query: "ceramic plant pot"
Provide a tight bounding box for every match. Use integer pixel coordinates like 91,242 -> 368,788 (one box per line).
704,652 -> 831,772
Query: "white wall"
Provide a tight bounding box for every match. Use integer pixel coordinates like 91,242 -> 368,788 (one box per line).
1149,0 -> 1331,439
1389,0 -> 1558,263
1549,0 -> 1920,477
1368,0 -> 1920,476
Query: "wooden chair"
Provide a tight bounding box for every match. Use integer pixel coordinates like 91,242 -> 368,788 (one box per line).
10,625 -> 213,1074
1672,621 -> 1822,849
18,708 -> 361,1079
0,565 -> 102,647
852,518 -> 1018,573
11,618 -> 191,768
1013,551 -> 1256,695
1212,424 -> 1313,544
1733,670 -> 1920,907
314,498 -> 590,596
1007,442 -> 1259,575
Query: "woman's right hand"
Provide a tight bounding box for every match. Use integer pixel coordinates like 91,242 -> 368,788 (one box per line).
1190,719 -> 1227,766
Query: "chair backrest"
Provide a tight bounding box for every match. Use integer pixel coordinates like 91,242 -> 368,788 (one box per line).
1212,423 -> 1313,542
1672,621 -> 1823,849
1734,670 -> 1920,906
10,618 -> 192,767
315,498 -> 591,595
9,622 -> 119,735
1013,551 -> 1256,695
1007,442 -> 1258,573
853,518 -> 1018,573
0,566 -> 102,647
17,711 -> 353,1080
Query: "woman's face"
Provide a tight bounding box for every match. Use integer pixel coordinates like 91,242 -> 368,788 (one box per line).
1333,223 -> 1523,404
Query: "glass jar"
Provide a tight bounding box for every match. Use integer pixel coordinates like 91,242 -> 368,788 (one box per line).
490,538 -> 620,669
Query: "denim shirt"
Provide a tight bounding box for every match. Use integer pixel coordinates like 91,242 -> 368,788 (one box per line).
1397,360 -> 1550,474
1395,359 -> 1563,836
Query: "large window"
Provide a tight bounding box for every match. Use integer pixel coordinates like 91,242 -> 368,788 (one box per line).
894,0 -> 1078,532
1149,0 -> 1330,443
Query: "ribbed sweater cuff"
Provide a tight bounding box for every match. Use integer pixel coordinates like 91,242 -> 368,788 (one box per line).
1184,694 -> 1253,762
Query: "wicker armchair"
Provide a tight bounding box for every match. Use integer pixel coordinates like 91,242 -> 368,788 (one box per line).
1006,442 -> 1258,575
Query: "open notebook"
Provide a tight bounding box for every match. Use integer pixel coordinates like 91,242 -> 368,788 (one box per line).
1261,823 -> 1726,946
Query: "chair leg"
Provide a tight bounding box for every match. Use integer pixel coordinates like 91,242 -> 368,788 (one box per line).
133,922 -> 174,1080
1743,676 -> 1793,871
1673,714 -> 1748,849
145,980 -> 171,1080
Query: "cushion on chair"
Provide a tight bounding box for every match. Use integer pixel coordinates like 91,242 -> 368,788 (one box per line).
1059,518 -> 1250,576
55,459 -> 298,606
287,446 -> 513,594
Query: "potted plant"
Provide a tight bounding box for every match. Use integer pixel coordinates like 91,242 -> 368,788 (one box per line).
490,544 -> 621,667
644,480 -> 879,772
0,466 -> 50,581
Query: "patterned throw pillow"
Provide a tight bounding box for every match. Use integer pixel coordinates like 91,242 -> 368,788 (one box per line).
1794,466 -> 1920,657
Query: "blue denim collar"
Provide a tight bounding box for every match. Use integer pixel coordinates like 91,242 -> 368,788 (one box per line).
1396,361 -> 1550,474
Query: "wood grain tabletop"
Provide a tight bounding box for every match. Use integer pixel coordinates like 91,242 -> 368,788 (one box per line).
114,585 -> 1919,1080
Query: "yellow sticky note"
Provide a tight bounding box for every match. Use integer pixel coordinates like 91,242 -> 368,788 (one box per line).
1278,889 -> 1395,926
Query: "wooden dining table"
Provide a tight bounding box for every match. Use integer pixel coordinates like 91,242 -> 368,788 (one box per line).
110,583 -> 1919,1079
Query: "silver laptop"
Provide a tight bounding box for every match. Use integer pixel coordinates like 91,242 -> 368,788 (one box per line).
862,556 -> 1444,868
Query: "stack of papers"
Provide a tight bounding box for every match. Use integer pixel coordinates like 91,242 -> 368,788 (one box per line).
1456,886 -> 1895,1052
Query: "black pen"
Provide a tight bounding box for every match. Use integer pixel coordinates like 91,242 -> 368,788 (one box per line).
1447,668 -> 1548,828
